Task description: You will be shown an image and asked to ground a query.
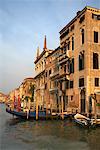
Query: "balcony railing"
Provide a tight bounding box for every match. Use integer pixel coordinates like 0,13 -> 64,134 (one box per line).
50,71 -> 59,78
34,69 -> 45,78
58,53 -> 69,65
40,85 -> 45,90
49,88 -> 58,93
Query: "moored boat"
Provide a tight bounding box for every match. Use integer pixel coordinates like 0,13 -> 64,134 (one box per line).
6,107 -> 51,120
74,113 -> 92,128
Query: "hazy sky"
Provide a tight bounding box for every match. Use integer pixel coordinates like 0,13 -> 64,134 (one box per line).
0,0 -> 99,94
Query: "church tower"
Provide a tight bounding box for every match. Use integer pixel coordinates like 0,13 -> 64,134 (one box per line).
43,35 -> 47,50
36,46 -> 40,58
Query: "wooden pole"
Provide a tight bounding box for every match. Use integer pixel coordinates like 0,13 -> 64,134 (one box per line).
94,94 -> 97,124
36,91 -> 38,120
61,96 -> 64,120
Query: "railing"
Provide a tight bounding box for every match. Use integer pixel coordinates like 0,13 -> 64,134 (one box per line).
50,71 -> 59,78
40,85 -> 45,90
58,52 -> 69,65
35,69 -> 45,78
49,88 -> 58,92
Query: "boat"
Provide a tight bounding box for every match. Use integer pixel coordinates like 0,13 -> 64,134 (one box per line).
74,113 -> 92,128
91,118 -> 100,127
6,107 -> 51,120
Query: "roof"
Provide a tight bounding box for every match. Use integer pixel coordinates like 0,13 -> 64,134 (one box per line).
34,49 -> 53,64
46,46 -> 60,58
59,6 -> 100,35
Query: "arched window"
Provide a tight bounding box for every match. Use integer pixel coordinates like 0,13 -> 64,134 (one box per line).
93,53 -> 99,69
79,53 -> 84,70
72,37 -> 74,50
81,29 -> 84,44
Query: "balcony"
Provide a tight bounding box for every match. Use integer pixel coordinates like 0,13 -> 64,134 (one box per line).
34,69 -> 45,78
40,85 -> 45,90
49,88 -> 58,93
58,53 -> 69,65
50,71 -> 59,78
66,50 -> 72,58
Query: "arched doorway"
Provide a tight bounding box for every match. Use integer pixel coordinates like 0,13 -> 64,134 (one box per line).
89,96 -> 92,113
80,89 -> 86,113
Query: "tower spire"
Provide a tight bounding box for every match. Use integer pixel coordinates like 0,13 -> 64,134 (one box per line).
44,35 -> 47,50
37,46 -> 40,58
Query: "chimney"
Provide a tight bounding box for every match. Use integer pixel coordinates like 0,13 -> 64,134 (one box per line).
77,11 -> 81,16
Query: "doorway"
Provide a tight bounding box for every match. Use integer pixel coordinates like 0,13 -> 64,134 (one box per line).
80,89 -> 86,113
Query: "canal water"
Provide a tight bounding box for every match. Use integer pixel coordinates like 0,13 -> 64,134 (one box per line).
0,104 -> 100,150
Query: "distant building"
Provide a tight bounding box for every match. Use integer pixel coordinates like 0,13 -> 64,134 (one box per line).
0,92 -> 7,103
8,78 -> 35,111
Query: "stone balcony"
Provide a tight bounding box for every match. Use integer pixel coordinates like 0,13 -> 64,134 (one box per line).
58,53 -> 69,65
50,71 -> 59,78
49,87 -> 58,93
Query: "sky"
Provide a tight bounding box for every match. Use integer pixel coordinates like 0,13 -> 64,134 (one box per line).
0,0 -> 99,94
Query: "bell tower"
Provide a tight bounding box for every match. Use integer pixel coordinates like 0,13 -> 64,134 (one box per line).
43,35 -> 47,50
36,46 -> 40,58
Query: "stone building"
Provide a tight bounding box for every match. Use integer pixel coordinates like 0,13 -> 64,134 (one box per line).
45,47 -> 60,113
34,36 -> 53,118
19,77 -> 35,111
59,6 -> 100,115
34,6 -> 100,117
0,92 -> 7,103
7,78 -> 35,111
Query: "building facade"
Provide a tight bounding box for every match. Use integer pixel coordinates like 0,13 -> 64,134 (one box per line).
59,6 -> 100,115
34,6 -> 100,117
34,36 -> 53,118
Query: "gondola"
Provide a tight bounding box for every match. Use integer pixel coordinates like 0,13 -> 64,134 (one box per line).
6,107 -> 51,120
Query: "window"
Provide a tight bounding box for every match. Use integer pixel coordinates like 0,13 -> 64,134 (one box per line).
72,58 -> 74,73
79,15 -> 85,23
79,53 -> 84,70
64,65 -> 66,73
70,25 -> 74,31
65,80 -> 69,89
49,69 -> 51,75
81,29 -> 84,44
71,95 -> 73,101
93,53 -> 99,69
45,83 -> 47,89
60,81 -> 62,90
95,78 -> 99,87
92,14 -> 100,20
45,71 -> 47,77
60,29 -> 69,40
70,81 -> 73,88
67,41 -> 70,50
94,31 -> 98,43
72,37 -> 74,50
63,46 -> 66,53
79,78 -> 84,87
70,58 -> 74,73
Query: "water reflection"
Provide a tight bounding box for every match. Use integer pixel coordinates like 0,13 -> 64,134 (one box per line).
0,104 -> 100,150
